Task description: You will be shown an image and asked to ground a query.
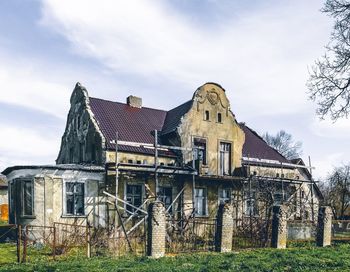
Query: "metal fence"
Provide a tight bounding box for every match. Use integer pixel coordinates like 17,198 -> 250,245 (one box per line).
166,218 -> 217,253
232,217 -> 272,249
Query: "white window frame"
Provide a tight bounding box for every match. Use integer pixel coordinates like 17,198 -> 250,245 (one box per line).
194,187 -> 208,217
219,141 -> 232,176
62,180 -> 86,217
218,187 -> 231,205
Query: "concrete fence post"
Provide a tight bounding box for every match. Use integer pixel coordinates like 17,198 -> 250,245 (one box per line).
271,204 -> 288,249
215,203 -> 234,253
316,206 -> 332,247
147,201 -> 166,258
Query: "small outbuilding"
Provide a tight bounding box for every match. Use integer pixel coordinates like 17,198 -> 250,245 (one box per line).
2,164 -> 106,228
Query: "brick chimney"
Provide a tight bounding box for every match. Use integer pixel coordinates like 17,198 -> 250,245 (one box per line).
127,95 -> 142,108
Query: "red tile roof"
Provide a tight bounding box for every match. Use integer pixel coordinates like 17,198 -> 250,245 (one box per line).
89,96 -> 289,163
240,124 -> 289,163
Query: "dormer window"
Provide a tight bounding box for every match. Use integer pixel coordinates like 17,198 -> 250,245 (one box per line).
204,110 -> 210,121
217,113 -> 222,123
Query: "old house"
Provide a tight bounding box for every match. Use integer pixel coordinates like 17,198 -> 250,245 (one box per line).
3,82 -> 321,231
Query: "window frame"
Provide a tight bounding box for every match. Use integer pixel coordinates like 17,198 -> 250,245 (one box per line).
62,181 -> 86,217
159,186 -> 173,213
244,190 -> 259,217
193,137 -> 207,165
219,141 -> 232,176
124,183 -> 144,214
217,112 -> 222,123
204,110 -> 210,121
218,187 -> 231,205
20,179 -> 35,218
194,187 -> 208,217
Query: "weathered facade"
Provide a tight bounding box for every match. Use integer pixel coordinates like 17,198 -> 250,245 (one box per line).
3,165 -> 105,227
3,82 -> 321,231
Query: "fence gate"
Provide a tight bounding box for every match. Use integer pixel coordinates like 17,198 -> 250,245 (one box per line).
165,217 -> 217,254
232,217 -> 271,249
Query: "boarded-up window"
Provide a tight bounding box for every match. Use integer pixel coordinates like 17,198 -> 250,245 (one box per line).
219,142 -> 231,175
65,182 -> 85,216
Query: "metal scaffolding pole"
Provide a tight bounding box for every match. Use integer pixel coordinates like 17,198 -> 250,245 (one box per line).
154,130 -> 159,200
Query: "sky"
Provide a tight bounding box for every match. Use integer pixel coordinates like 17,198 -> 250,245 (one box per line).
0,0 -> 349,180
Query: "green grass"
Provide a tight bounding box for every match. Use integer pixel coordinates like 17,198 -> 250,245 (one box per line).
0,244 -> 350,272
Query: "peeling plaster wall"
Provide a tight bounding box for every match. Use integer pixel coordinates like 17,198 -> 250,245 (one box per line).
6,168 -> 106,227
176,83 -> 245,175
57,83 -> 106,165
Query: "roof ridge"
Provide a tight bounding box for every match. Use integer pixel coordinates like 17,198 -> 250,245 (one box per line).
89,96 -> 168,113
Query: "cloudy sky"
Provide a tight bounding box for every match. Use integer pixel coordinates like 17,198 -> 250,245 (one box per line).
0,0 -> 349,179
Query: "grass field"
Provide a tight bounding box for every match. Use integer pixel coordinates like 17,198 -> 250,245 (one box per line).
0,243 -> 349,272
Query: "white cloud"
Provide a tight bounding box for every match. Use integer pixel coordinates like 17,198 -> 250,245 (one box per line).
0,125 -> 60,171
39,0 -> 332,117
312,152 -> 347,180
310,118 -> 350,139
0,58 -> 71,119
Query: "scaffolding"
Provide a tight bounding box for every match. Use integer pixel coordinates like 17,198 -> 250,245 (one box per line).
103,130 -> 320,242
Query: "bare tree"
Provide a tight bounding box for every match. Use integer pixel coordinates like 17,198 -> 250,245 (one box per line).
262,130 -> 303,160
322,163 -> 350,219
307,0 -> 350,120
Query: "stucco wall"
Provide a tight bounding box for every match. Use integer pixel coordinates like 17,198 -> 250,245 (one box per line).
177,83 -> 245,175
6,168 -> 106,227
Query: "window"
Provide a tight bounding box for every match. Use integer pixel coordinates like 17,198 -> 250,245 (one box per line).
204,110 -> 210,121
65,182 -> 85,216
126,184 -> 142,213
217,113 -> 222,123
21,180 -> 34,216
219,188 -> 231,204
194,138 -> 207,165
219,142 -> 231,175
159,187 -> 172,213
195,188 -> 208,216
244,191 -> 258,216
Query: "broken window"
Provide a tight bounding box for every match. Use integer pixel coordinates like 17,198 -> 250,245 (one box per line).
65,182 -> 85,216
21,180 -> 34,216
126,184 -> 142,213
194,138 -> 207,165
219,142 -> 231,175
219,188 -> 231,204
159,187 -> 172,213
195,188 -> 208,216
